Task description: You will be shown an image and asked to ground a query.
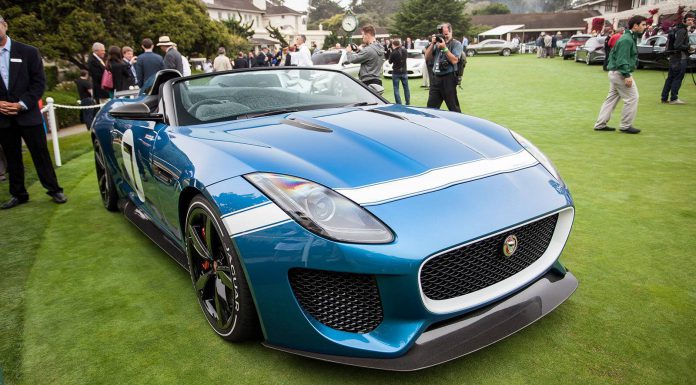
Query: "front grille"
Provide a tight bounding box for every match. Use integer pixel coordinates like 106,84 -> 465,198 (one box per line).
289,268 -> 383,333
420,214 -> 558,301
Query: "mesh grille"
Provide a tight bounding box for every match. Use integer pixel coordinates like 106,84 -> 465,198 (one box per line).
289,268 -> 383,333
420,214 -> 558,301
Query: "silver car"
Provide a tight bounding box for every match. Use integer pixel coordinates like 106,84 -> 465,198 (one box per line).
466,39 -> 519,56
311,49 -> 360,78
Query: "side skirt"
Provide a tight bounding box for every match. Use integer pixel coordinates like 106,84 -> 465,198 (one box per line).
119,198 -> 189,271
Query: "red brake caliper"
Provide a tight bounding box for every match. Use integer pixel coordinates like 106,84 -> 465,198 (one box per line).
201,226 -> 210,270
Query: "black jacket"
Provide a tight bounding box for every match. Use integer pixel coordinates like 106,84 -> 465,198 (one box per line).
87,53 -> 109,99
0,39 -> 46,128
107,60 -> 132,92
668,24 -> 690,59
389,47 -> 408,74
135,51 -> 164,87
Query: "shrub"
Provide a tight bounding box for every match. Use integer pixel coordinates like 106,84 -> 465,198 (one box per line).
43,90 -> 82,129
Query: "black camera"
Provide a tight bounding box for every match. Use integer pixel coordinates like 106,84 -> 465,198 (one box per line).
434,24 -> 446,43
349,43 -> 359,52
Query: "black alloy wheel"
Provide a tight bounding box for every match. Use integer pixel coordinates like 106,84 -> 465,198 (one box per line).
185,196 -> 259,341
586,54 -> 591,65
93,137 -> 118,211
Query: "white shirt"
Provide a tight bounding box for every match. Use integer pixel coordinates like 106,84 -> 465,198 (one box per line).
297,44 -> 313,67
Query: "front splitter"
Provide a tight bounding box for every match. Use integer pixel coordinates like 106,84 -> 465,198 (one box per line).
264,271 -> 578,371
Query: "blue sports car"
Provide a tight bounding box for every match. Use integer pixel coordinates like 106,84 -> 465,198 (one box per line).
91,68 -> 577,370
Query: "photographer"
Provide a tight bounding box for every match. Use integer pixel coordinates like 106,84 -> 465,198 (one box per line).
345,25 -> 385,86
660,13 -> 694,104
425,23 -> 463,112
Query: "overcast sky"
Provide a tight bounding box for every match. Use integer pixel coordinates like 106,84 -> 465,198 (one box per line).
284,0 -> 349,14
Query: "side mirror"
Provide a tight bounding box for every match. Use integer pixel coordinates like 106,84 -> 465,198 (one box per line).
109,103 -> 163,122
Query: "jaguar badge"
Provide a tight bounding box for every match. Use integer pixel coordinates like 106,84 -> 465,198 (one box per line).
502,235 -> 518,257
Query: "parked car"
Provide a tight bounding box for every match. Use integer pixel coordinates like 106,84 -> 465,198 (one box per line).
574,36 -> 607,65
311,49 -> 360,77
466,39 -> 519,56
383,49 -> 425,78
92,67 -> 578,371
556,38 -> 569,56
637,34 -> 696,70
562,34 -> 591,60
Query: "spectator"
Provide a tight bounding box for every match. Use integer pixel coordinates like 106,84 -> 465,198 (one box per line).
88,42 -> 109,103
602,26 -> 615,71
345,25 -> 385,86
157,35 -> 183,74
294,35 -> 313,66
74,70 -> 95,129
256,46 -> 270,67
511,34 -> 520,48
661,13 -> 694,104
203,60 -> 213,73
213,47 -> 232,72
135,38 -> 164,88
283,47 -> 292,66
536,33 -> 545,58
425,22 -> 462,112
333,43 -> 341,50
461,35 -> 469,51
422,38 -> 432,89
593,15 -> 647,134
0,14 -> 66,208
233,51 -> 247,69
247,51 -> 256,67
121,46 -> 137,87
405,37 -> 414,49
105,45 -> 132,94
389,39 -> 410,105
544,32 -> 553,58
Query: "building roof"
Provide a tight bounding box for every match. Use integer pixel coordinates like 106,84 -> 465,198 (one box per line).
472,11 -> 600,30
205,0 -> 262,13
478,24 -> 525,36
266,2 -> 304,15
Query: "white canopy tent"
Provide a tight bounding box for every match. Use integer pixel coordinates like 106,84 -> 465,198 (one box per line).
477,24 -> 525,40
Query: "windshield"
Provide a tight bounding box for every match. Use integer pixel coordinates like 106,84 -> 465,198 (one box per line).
312,52 -> 342,65
172,69 -> 384,125
407,51 -> 423,59
585,37 -> 604,48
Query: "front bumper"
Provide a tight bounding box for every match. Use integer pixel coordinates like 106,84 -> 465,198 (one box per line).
265,270 -> 577,371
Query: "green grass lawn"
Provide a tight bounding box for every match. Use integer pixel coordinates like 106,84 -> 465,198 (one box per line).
1,55 -> 695,384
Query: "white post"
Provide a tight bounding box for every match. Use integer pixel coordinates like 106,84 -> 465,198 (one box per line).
46,97 -> 62,167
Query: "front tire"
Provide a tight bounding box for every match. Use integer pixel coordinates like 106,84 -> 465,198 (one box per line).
502,48 -> 511,56
93,137 -> 118,211
185,196 -> 259,341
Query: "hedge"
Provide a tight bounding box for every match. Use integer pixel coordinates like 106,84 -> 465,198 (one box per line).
43,89 -> 82,129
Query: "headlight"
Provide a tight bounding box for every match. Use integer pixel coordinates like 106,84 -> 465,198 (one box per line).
509,130 -> 564,184
244,173 -> 394,244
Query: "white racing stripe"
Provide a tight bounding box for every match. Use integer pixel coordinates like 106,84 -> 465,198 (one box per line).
337,150 -> 538,206
222,203 -> 290,237
224,151 -> 538,237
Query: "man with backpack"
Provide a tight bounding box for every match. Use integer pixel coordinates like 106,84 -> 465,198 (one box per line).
661,13 -> 694,105
425,22 -> 463,112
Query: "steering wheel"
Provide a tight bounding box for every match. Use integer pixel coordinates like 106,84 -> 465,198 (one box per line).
187,99 -> 226,115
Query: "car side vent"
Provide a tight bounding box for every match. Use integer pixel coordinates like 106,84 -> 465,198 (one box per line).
282,116 -> 333,132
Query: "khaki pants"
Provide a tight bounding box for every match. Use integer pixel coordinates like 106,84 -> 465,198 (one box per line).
594,71 -> 639,130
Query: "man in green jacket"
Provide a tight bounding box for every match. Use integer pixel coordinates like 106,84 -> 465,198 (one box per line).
594,15 -> 647,134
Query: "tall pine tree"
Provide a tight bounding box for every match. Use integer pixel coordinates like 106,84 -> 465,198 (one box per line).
391,0 -> 470,40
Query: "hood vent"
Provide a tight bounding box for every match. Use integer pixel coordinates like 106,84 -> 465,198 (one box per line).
282,116 -> 333,133
366,109 -> 408,121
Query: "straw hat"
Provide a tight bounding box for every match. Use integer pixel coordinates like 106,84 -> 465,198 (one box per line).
156,36 -> 176,46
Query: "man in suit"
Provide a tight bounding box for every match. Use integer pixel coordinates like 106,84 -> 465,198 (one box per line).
0,15 -> 66,209
87,42 -> 109,103
157,36 -> 183,74
135,38 -> 164,88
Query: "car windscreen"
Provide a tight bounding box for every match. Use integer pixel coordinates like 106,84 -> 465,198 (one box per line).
571,36 -> 590,43
312,52 -> 342,65
172,69 -> 384,125
585,38 -> 604,49
407,51 -> 423,59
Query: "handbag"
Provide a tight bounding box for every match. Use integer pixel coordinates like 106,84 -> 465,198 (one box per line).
101,69 -> 113,90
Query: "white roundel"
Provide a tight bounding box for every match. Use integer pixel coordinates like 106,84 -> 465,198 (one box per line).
121,129 -> 146,202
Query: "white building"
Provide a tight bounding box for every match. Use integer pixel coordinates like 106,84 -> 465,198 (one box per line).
202,0 -> 331,47
574,0 -> 696,29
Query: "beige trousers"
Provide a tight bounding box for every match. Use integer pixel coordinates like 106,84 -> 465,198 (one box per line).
594,71 -> 639,130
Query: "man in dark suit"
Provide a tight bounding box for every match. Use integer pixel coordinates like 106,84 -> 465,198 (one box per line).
135,38 -> 164,88
0,15 -> 66,209
157,36 -> 183,74
87,42 -> 109,103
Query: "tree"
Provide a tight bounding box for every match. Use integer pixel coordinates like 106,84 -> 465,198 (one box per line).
391,0 -> 471,39
472,3 -> 511,15
0,0 -> 234,68
265,24 -> 289,47
308,0 -> 344,28
222,12 -> 256,39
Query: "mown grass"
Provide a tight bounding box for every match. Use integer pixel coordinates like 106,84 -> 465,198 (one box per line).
1,55 -> 695,384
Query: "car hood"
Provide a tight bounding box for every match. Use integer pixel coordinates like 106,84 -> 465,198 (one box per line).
181,104 -> 527,190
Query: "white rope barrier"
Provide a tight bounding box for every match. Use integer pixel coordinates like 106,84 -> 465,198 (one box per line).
40,99 -> 106,167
